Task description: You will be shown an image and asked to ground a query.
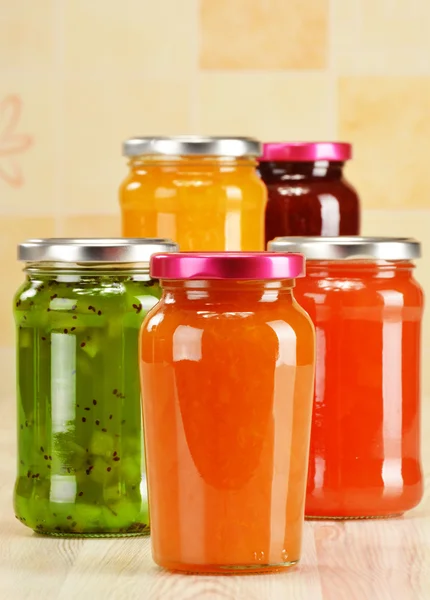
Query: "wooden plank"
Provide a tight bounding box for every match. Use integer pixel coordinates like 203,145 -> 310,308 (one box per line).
0,399 -> 429,599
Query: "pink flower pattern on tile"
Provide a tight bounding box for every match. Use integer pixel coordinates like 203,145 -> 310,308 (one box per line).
0,95 -> 32,188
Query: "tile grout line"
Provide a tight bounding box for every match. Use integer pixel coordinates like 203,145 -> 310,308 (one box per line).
327,0 -> 338,140
0,68 -> 335,78
53,0 -> 66,236
328,0 -> 362,134
189,0 -> 200,134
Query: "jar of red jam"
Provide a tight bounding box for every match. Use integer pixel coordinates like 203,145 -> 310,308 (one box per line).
269,237 -> 424,519
260,142 -> 360,244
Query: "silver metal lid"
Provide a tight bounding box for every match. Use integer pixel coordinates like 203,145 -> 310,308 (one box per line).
268,237 -> 421,260
18,238 -> 178,263
123,136 -> 261,158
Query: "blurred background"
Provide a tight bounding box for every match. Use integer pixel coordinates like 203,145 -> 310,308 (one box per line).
0,0 -> 429,396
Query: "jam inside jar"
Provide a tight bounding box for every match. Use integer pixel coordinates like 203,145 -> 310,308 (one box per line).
260,142 -> 360,244
120,137 -> 267,251
140,252 -> 315,573
13,238 -> 177,537
269,237 -> 424,519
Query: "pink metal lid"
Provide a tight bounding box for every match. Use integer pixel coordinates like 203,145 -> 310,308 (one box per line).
261,142 -> 352,162
150,252 -> 305,280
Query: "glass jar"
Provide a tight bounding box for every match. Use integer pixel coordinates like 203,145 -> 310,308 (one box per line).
260,142 -> 360,244
269,237 -> 424,519
140,252 -> 315,573
119,136 -> 267,251
13,238 -> 177,536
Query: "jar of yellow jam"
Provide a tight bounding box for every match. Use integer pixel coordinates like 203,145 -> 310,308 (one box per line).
119,136 -> 266,251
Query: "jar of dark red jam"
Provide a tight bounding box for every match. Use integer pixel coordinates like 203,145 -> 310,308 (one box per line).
260,142 -> 360,244
269,237 -> 424,519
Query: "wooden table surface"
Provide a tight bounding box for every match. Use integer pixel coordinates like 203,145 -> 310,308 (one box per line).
1,395 -> 429,600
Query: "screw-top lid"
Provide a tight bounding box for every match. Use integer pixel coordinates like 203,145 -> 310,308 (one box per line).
261,142 -> 352,162
268,237 -> 421,260
150,252 -> 305,280
18,238 -> 178,263
123,136 -> 261,158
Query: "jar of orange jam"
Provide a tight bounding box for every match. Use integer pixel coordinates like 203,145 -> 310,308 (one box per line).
140,253 -> 315,573
269,237 -> 424,519
120,137 -> 266,251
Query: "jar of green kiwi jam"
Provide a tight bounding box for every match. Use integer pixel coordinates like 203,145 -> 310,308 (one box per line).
13,238 -> 177,537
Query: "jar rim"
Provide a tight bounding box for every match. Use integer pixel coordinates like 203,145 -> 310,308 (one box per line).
18,238 -> 178,264
268,237 -> 421,260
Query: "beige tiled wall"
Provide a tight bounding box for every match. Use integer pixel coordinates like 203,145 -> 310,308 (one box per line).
1,0 -> 429,394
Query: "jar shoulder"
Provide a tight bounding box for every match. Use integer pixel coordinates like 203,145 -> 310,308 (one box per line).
141,296 -> 315,365
266,177 -> 359,201
295,274 -> 424,307
14,277 -> 161,327
121,170 -> 265,193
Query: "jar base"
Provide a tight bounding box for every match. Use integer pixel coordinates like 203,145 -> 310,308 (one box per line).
155,560 -> 299,575
305,513 -> 403,521
33,529 -> 150,538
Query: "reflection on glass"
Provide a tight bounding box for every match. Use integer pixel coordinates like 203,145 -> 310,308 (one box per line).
380,290 -> 404,495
